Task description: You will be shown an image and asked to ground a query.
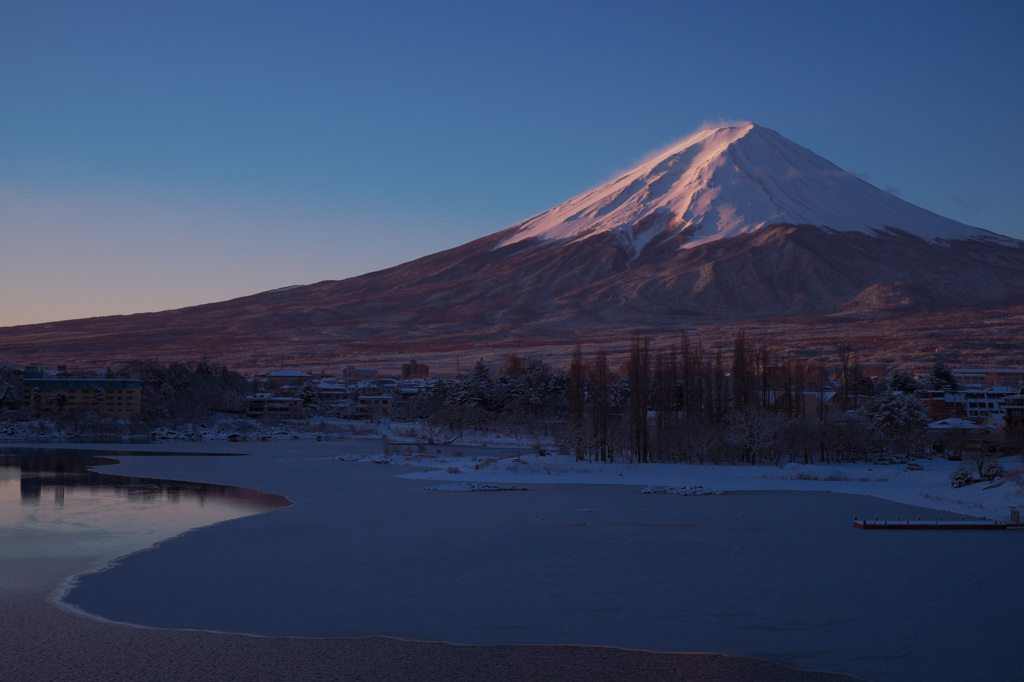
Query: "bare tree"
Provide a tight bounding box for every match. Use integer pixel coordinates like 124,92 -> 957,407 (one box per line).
732,331 -> 757,411
589,348 -> 612,462
499,353 -> 527,379
965,449 -> 1003,481
679,333 -> 702,419
567,344 -> 586,430
712,350 -> 727,423
652,346 -> 678,461
726,408 -> 788,465
628,336 -> 652,463
683,420 -> 725,464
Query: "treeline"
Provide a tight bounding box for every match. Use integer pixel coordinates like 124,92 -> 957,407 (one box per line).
3,339 -> 977,464
0,360 -> 251,435
407,333 -> 942,465
108,360 -> 250,423
406,355 -> 569,443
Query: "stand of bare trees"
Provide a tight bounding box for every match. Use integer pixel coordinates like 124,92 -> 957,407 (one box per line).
555,332 -> 900,465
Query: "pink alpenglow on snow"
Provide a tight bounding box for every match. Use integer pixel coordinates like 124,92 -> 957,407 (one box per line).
499,123 -> 1004,258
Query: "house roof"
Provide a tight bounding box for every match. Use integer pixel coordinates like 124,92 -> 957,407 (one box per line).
926,418 -> 994,430
246,393 -> 302,402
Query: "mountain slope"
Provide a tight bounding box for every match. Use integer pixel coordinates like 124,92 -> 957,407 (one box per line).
2,124 -> 1023,371
500,123 -> 1005,256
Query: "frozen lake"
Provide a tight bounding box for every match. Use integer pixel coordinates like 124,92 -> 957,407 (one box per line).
5,442 -> 1023,681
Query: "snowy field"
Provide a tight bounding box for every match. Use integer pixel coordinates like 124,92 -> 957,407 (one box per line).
19,439 -> 1013,682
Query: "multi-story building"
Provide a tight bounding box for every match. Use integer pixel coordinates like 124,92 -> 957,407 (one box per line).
21,366 -> 141,419
244,393 -> 304,419
966,369 -> 1024,389
401,360 -> 429,379
354,394 -> 393,419
257,371 -> 314,391
915,386 -> 1018,425
916,368 -> 1024,390
1004,389 -> 1024,439
316,379 -> 350,403
342,365 -> 379,381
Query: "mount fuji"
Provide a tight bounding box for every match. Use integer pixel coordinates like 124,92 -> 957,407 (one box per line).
501,123 -> 1000,253
3,123 -> 1024,370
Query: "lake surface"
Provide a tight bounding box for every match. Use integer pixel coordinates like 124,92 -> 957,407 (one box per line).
0,447 -> 289,580
4,443 -> 1022,682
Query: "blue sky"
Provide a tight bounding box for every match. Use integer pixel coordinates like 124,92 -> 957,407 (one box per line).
2,1 -> 1022,326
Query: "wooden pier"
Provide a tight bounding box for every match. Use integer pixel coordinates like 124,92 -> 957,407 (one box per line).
854,517 -> 1007,530
854,507 -> 1023,530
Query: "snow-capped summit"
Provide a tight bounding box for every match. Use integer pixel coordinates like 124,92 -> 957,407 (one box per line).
500,123 -> 999,256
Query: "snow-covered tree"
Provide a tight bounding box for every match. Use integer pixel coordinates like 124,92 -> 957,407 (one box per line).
965,449 -> 1003,481
890,370 -> 918,394
861,391 -> 928,454
455,359 -> 498,410
950,467 -> 972,488
44,391 -> 69,413
299,382 -> 320,407
91,387 -> 105,412
725,408 -> 789,465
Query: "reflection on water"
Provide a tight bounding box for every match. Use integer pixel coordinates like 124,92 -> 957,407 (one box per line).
0,447 -> 289,563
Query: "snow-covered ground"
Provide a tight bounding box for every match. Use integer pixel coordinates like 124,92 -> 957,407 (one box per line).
330,449 -> 1024,520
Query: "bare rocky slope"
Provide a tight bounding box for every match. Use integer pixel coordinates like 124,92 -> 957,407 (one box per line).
3,124 -> 1023,372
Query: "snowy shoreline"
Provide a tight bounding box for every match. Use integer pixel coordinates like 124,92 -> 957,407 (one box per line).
328,448 -> 1024,520
6,428 -> 1022,517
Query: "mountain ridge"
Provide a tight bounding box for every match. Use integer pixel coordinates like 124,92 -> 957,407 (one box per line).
2,124 -> 1023,372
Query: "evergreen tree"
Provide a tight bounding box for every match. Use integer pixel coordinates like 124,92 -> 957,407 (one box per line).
861,391 -> 928,455
890,370 -> 918,394
928,363 -> 959,392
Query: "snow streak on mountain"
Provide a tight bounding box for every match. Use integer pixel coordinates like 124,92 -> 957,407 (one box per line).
500,123 -> 1002,258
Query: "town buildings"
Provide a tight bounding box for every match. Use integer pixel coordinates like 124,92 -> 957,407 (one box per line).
6,360 -> 1024,450
244,393 -> 305,420
915,386 -> 1019,425
20,364 -> 141,418
1004,391 -> 1024,440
